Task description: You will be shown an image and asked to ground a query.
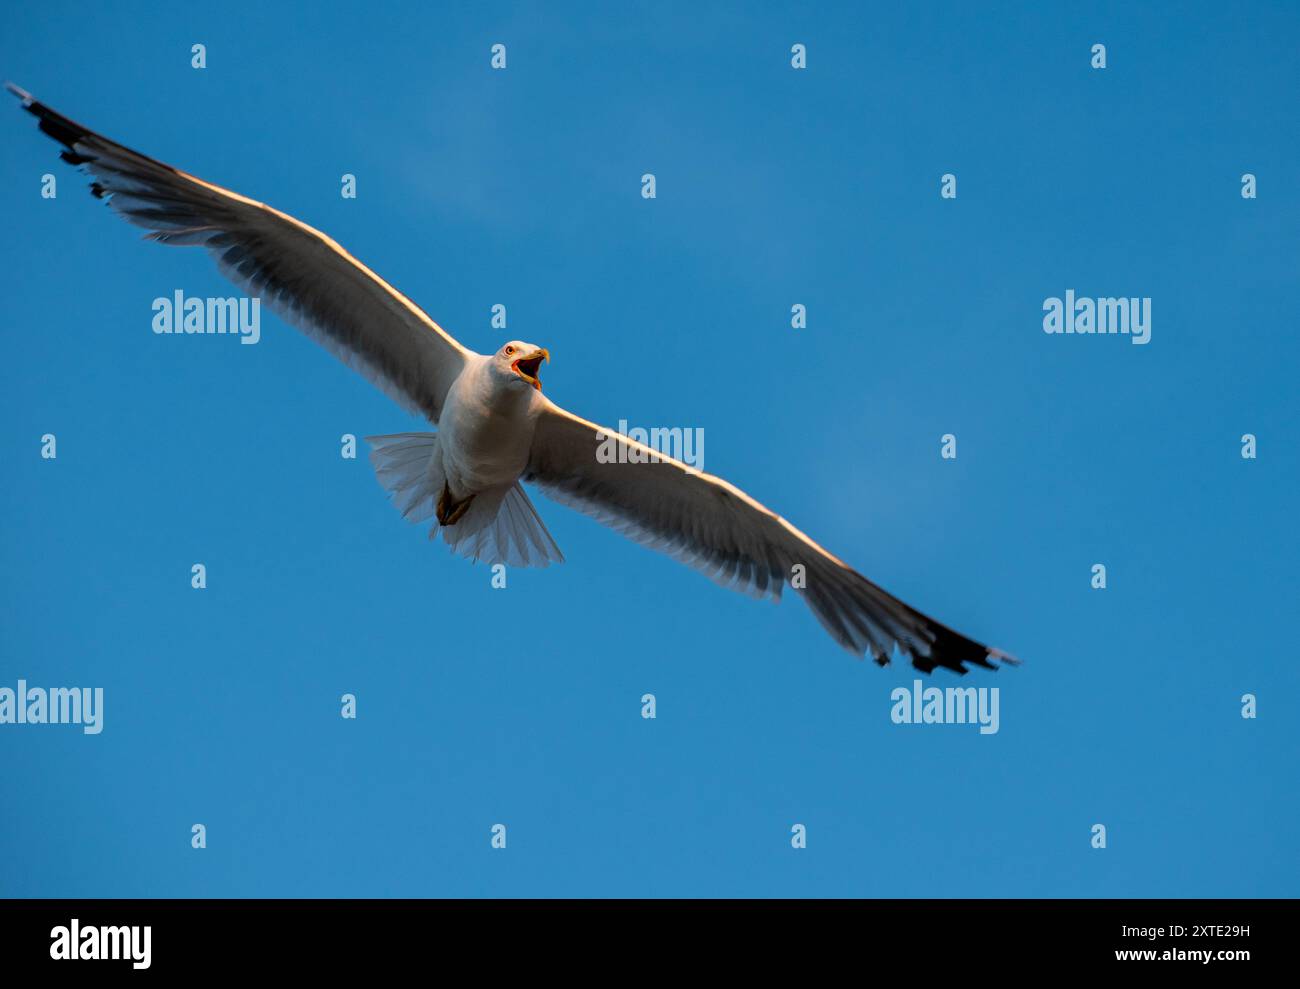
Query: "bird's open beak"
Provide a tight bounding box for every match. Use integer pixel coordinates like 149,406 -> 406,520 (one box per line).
511,348 -> 550,390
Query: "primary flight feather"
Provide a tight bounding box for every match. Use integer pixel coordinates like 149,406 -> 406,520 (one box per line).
8,83 -> 1017,675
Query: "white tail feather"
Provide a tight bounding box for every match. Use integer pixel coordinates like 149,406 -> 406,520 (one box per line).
437,483 -> 564,567
366,432 -> 442,523
365,432 -> 564,568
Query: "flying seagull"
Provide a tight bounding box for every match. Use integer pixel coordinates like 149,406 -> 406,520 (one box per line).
8,83 -> 1017,675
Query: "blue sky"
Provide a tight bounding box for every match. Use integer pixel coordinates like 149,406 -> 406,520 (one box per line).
1,1 -> 1296,897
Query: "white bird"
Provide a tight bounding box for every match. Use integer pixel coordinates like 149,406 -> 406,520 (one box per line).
9,84 -> 1017,675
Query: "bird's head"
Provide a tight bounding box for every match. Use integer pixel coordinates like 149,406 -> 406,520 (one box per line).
493,340 -> 550,391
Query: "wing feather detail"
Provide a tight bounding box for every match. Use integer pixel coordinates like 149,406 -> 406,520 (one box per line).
8,83 -> 470,422
526,402 -> 1016,674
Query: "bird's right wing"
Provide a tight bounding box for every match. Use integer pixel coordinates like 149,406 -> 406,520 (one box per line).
8,83 -> 471,422
526,402 -> 1016,674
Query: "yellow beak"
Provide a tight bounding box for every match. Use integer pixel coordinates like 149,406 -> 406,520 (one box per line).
511,348 -> 550,390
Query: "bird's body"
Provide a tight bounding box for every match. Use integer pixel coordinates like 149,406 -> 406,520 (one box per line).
439,352 -> 540,500
8,82 -> 1017,675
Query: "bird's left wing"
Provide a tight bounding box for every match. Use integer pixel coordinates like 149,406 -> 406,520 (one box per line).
525,402 -> 1015,674
8,84 -> 471,422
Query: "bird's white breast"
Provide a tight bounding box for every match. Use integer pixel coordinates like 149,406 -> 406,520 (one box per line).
437,356 -> 539,498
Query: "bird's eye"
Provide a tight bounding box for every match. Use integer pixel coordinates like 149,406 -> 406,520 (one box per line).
505,346 -> 514,356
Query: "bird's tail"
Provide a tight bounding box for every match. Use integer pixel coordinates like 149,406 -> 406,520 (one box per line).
366,432 -> 443,524
436,482 -> 565,568
365,432 -> 564,568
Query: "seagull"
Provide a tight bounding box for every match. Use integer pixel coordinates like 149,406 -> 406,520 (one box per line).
8,84 -> 1017,675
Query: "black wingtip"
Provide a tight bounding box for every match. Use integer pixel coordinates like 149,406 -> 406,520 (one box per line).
6,83 -> 97,157
5,81 -> 33,105
910,624 -> 1021,676
988,647 -> 1022,667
